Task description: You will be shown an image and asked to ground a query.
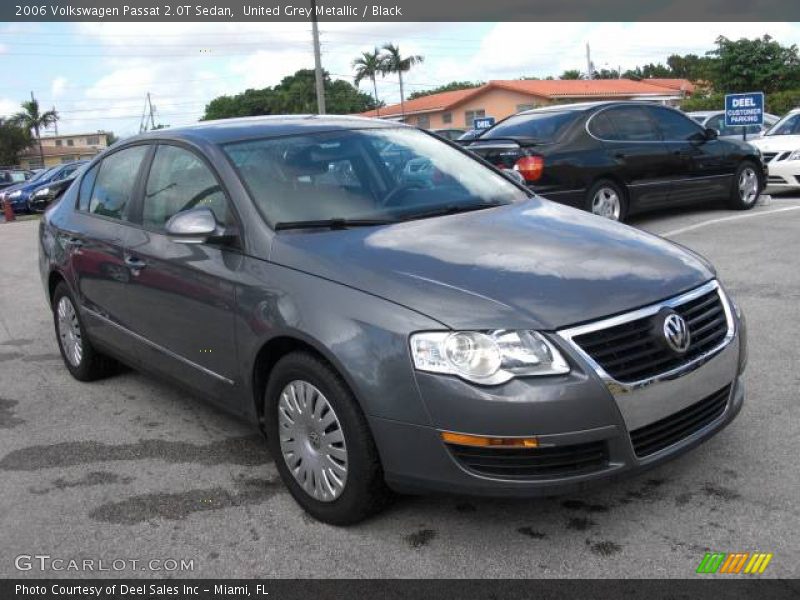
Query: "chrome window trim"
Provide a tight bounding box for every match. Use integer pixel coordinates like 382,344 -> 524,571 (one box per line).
83,306 -> 235,385
557,280 -> 735,391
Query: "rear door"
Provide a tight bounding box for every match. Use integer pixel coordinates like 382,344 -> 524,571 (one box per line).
647,105 -> 733,204
68,145 -> 151,358
589,105 -> 672,209
122,142 -> 242,400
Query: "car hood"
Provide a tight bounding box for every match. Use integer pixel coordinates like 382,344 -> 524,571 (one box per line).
270,198 -> 715,330
751,135 -> 800,152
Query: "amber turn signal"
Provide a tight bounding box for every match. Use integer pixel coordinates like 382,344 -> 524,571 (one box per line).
441,431 -> 539,448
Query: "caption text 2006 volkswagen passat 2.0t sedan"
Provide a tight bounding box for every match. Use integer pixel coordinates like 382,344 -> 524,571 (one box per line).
39,116 -> 747,524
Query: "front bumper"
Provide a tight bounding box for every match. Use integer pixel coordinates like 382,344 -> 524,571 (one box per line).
373,283 -> 744,497
764,159 -> 800,192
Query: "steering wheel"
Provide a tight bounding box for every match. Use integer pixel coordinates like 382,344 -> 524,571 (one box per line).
381,182 -> 425,207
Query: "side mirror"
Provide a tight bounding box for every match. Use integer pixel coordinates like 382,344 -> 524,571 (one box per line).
165,207 -> 233,245
704,127 -> 718,140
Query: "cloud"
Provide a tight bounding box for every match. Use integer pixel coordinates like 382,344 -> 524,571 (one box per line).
51,77 -> 68,98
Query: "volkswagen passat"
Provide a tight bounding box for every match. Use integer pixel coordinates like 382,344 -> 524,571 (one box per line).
39,116 -> 747,524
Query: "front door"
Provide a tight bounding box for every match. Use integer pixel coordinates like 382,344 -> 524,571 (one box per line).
122,143 -> 242,400
647,105 -> 734,204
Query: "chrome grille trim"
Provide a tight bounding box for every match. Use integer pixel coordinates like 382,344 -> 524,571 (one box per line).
557,280 -> 735,391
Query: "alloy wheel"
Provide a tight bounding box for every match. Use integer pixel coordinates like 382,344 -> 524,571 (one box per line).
278,380 -> 348,502
739,167 -> 759,205
57,296 -> 83,367
591,187 -> 622,220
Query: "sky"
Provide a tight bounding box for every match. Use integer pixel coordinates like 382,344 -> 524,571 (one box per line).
2,21 -> 800,137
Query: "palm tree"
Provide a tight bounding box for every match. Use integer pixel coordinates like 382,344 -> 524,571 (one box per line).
380,44 -> 424,121
353,48 -> 384,116
13,97 -> 58,169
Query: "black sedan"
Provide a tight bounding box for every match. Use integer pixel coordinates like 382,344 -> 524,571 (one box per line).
465,101 -> 765,221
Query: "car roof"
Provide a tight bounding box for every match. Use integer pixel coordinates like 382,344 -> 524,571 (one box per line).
125,115 -> 402,145
515,100 -> 676,117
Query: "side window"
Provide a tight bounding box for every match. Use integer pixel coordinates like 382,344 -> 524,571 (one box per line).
77,163 -> 99,212
87,146 -> 148,220
603,107 -> 660,142
650,107 -> 705,141
143,145 -> 231,230
588,111 -> 619,139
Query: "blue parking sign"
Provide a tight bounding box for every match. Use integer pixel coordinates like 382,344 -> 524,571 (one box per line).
473,117 -> 495,130
724,92 -> 764,128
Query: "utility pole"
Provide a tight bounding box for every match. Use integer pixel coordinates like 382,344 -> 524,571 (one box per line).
310,0 -> 326,115
586,43 -> 593,80
52,106 -> 58,135
139,92 -> 156,132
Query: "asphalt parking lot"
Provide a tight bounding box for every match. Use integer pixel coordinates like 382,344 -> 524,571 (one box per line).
1,197 -> 799,579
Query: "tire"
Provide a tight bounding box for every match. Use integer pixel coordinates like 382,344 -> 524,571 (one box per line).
585,179 -> 628,222
727,160 -> 762,210
263,351 -> 391,525
52,282 -> 117,381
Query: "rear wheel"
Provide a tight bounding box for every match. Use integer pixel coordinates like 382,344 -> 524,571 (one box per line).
586,179 -> 628,222
52,282 -> 117,381
264,351 -> 391,525
727,161 -> 761,210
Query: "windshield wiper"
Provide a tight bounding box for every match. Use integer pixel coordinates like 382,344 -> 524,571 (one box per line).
398,202 -> 504,222
274,218 -> 396,231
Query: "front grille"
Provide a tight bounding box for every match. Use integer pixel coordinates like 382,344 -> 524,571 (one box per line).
572,288 -> 729,383
447,440 -> 608,480
630,385 -> 730,457
762,151 -> 778,162
768,175 -> 788,184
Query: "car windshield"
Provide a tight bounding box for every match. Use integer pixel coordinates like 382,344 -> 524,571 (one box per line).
764,113 -> 800,136
29,166 -> 57,183
223,127 -> 527,228
9,172 -> 28,182
480,110 -> 578,142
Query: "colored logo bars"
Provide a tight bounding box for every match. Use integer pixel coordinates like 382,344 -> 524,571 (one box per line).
696,552 -> 773,574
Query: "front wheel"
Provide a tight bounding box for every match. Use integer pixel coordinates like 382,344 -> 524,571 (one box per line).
263,352 -> 391,525
585,179 -> 628,222
727,161 -> 762,210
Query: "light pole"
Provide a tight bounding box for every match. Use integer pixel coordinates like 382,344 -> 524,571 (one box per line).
310,0 -> 326,115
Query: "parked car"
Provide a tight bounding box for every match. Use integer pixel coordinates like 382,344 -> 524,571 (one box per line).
40,116 -> 746,524
465,101 -> 764,221
0,168 -> 32,190
456,129 -> 483,144
688,110 -> 779,141
28,164 -> 86,212
748,108 -> 800,194
1,160 -> 86,213
431,128 -> 466,141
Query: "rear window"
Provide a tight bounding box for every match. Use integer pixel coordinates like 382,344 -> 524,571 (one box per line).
481,110 -> 578,142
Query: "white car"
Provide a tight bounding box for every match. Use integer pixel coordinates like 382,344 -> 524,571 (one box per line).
687,110 -> 779,141
750,109 -> 800,193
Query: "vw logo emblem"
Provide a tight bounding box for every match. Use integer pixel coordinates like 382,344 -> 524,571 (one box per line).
663,313 -> 691,354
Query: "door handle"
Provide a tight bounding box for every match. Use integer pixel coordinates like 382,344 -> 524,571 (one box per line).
124,256 -> 147,270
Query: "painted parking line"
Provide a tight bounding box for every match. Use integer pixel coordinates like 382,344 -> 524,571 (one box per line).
661,205 -> 800,238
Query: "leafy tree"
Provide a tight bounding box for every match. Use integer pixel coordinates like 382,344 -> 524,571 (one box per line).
679,92 -> 727,112
666,53 -> 709,80
380,44 -> 424,118
12,98 -> 58,168
408,81 -> 483,100
559,69 -> 583,80
766,90 -> 800,115
706,35 -> 800,94
593,68 -> 620,79
202,69 -> 376,120
623,63 -> 673,80
0,118 -> 31,166
353,48 -> 384,115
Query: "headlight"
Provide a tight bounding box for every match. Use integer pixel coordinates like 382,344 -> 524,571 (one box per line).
787,149 -> 800,161
8,190 -> 22,198
33,187 -> 50,198
410,330 -> 569,385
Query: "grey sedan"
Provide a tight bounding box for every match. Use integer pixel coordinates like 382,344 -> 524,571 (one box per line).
39,116 -> 747,524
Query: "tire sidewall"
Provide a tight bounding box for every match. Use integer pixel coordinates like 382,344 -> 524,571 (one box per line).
586,179 -> 628,222
263,353 -> 384,525
52,282 -> 94,381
